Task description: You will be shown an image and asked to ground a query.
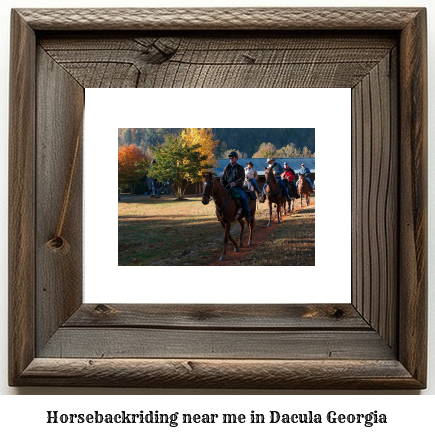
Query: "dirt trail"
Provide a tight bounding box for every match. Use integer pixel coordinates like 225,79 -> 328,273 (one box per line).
205,197 -> 315,266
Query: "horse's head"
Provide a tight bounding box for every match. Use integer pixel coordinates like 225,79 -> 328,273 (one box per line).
201,173 -> 214,205
264,166 -> 276,186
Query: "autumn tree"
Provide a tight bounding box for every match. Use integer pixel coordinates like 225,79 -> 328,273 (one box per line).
118,144 -> 150,191
275,143 -> 302,158
252,142 -> 277,159
180,128 -> 219,174
147,135 -> 211,199
301,146 -> 313,158
218,148 -> 248,159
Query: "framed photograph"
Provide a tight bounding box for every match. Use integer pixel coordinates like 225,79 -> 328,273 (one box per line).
87,88 -> 349,303
9,8 -> 427,388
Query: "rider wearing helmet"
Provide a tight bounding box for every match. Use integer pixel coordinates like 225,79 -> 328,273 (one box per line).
221,151 -> 252,222
259,157 -> 292,204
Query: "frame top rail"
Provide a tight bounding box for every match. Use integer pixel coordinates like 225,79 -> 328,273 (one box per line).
14,8 -> 424,31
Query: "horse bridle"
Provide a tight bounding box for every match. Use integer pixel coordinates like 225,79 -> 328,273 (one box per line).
202,178 -> 232,216
264,168 -> 281,196
202,179 -> 214,200
202,179 -> 228,202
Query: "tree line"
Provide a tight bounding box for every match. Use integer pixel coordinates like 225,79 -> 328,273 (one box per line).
118,128 -> 315,157
118,128 -> 315,199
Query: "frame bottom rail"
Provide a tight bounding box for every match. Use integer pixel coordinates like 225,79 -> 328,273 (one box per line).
13,358 -> 423,389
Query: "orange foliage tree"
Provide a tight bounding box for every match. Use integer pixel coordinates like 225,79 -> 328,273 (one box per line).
118,144 -> 150,189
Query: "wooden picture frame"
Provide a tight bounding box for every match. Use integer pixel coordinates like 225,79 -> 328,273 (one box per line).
9,8 -> 427,388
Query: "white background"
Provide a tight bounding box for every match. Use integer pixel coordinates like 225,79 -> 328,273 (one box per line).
0,0 -> 434,426
85,88 -> 351,304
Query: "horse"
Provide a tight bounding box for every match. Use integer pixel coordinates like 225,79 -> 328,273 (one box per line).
280,176 -> 296,214
263,166 -> 285,226
202,173 -> 256,261
298,173 -> 311,207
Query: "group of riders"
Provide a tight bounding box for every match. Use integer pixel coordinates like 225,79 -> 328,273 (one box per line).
220,150 -> 314,223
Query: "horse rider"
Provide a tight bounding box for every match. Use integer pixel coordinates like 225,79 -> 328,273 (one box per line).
282,162 -> 300,199
259,157 -> 292,204
221,151 -> 253,222
244,161 -> 260,194
296,163 -> 314,191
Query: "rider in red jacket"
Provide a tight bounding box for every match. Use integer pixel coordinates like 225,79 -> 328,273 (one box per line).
282,162 -> 300,198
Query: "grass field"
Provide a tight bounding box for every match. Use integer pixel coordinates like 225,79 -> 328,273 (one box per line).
118,194 -> 315,266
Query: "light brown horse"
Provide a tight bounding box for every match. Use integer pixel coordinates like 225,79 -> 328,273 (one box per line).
298,173 -> 311,207
263,166 -> 285,226
202,173 -> 256,261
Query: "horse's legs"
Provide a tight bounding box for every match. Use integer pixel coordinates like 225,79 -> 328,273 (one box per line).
220,222 -> 233,261
220,221 -> 238,251
277,199 -> 281,224
237,218 -> 244,249
247,202 -> 255,245
248,220 -> 253,245
267,200 -> 272,226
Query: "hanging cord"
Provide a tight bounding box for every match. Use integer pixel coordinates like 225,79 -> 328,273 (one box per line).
45,131 -> 81,255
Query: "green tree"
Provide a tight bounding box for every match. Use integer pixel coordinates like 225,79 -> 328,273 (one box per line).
131,128 -> 141,146
219,141 -> 228,156
147,135 -> 210,199
124,128 -> 133,146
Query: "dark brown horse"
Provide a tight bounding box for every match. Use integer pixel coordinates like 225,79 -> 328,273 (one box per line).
263,166 -> 285,226
202,173 -> 256,261
298,173 -> 311,207
281,176 -> 296,214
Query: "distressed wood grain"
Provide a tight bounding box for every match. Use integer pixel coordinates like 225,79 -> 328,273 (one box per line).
39,33 -> 396,89
35,47 -> 84,353
8,9 -> 36,386
39,329 -> 395,360
16,8 -> 422,31
18,358 -> 420,389
398,8 -> 428,386
65,304 -> 368,329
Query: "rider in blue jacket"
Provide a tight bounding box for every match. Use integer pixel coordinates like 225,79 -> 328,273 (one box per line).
296,163 -> 314,190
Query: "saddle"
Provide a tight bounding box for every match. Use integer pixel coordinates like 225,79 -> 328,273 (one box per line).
234,190 -> 256,222
244,190 -> 257,201
219,186 -> 255,222
243,180 -> 257,200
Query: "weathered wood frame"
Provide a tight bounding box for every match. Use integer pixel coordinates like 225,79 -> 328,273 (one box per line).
9,8 -> 427,388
